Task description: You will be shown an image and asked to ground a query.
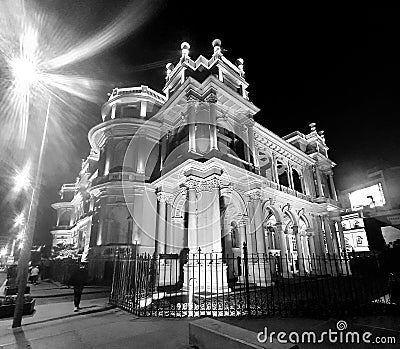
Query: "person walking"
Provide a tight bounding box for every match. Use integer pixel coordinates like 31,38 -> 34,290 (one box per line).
30,265 -> 40,285
68,262 -> 89,312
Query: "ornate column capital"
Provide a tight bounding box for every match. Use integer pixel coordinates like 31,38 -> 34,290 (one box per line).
197,178 -> 220,192
204,92 -> 217,103
183,177 -> 221,193
156,191 -> 174,204
246,188 -> 263,202
274,222 -> 284,233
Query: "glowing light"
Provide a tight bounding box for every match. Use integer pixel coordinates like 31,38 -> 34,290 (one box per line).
14,164 -> 31,191
0,0 -> 160,152
15,213 -> 25,226
17,231 -> 25,240
0,248 -> 7,257
19,242 -> 24,250
10,57 -> 40,91
348,183 -> 386,210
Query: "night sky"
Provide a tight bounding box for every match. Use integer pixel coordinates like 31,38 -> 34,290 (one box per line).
0,2 -> 399,245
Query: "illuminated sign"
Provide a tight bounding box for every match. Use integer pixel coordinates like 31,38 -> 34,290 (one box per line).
348,183 -> 385,210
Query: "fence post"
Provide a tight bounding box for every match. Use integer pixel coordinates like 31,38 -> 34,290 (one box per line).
110,247 -> 119,303
243,242 -> 251,317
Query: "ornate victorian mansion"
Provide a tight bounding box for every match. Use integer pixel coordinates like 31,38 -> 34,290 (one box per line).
51,40 -> 346,284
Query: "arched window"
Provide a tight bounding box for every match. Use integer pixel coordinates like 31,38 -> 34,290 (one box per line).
292,169 -> 303,193
264,213 -> 277,250
277,161 -> 289,187
259,150 -> 273,180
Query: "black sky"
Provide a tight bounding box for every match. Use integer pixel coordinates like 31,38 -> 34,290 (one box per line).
1,2 -> 399,245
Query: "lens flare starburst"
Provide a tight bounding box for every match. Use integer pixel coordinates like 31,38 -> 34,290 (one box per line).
0,0 -> 160,152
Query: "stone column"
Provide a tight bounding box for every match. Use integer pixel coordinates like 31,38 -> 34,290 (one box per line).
166,201 -> 173,253
308,233 -> 316,257
245,200 -> 256,256
186,182 -> 197,251
300,174 -> 306,194
328,219 -> 340,256
242,125 -> 252,165
323,216 -> 339,276
208,94 -> 218,151
246,189 -> 271,286
307,233 -> 316,272
160,128 -> 168,171
288,164 -> 294,189
171,217 -> 185,253
322,216 -> 335,255
275,223 -> 289,277
333,217 -> 346,254
209,178 -> 222,253
328,172 -> 338,201
238,219 -> 248,249
156,192 -> 169,254
247,190 -> 266,255
247,118 -> 259,172
157,191 -> 174,285
187,99 -> 196,153
293,226 -> 306,274
312,215 -> 325,256
315,166 -> 324,198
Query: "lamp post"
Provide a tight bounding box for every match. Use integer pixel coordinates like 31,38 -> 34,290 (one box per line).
12,96 -> 51,327
11,52 -> 52,326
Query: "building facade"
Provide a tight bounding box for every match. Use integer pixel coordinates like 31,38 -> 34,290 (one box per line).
51,40 -> 345,283
339,166 -> 400,251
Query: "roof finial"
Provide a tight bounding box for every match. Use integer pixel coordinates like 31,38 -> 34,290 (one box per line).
309,122 -> 316,132
181,42 -> 190,59
166,63 -> 174,79
318,130 -> 325,142
212,39 -> 222,56
235,58 -> 244,76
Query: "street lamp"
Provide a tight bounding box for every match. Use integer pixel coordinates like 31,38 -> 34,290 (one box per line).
10,54 -> 52,328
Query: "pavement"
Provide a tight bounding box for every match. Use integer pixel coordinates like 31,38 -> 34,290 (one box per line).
27,279 -> 110,298
0,308 -> 193,349
0,275 -> 398,348
1,278 -> 113,327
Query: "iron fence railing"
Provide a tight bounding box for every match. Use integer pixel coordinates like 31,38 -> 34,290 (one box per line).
109,244 -> 396,318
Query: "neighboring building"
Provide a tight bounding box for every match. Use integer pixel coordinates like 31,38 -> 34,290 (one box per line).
340,212 -> 369,252
339,166 -> 400,251
50,40 -> 345,284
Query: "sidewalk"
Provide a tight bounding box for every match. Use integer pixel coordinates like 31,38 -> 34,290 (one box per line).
0,297 -> 114,331
27,279 -> 110,298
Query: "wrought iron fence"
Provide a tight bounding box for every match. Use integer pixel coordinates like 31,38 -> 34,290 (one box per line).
109,244 -> 397,318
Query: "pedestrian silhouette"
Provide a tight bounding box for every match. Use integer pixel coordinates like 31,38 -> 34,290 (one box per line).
68,262 -> 88,311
